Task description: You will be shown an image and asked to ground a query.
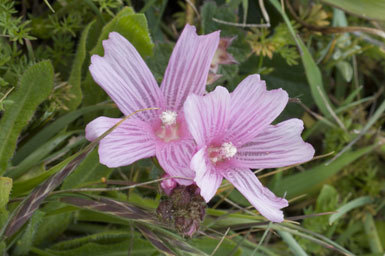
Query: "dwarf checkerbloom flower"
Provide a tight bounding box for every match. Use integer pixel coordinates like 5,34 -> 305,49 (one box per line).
183,75 -> 315,222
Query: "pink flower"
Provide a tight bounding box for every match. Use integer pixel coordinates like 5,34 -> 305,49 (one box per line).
210,37 -> 238,73
85,25 -> 220,185
207,37 -> 238,85
183,75 -> 315,222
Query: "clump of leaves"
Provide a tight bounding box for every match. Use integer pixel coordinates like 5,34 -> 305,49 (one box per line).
0,0 -> 35,43
247,23 -> 300,66
93,0 -> 124,17
299,185 -> 340,255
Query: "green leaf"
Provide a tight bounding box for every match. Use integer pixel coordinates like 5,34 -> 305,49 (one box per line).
13,210 -> 45,256
0,60 -> 54,174
335,61 -> 353,82
12,153 -> 79,197
65,21 -> 95,111
190,237 -> 242,256
50,231 -> 133,250
375,221 -> 385,249
271,145 -> 375,199
8,131 -> 80,179
364,213 -> 384,254
329,196 -> 373,224
268,0 -> 332,117
261,56 -> 314,119
62,149 -> 111,189
321,0 -> 385,21
13,104 -> 113,165
44,239 -> 156,256
33,205 -> 72,246
277,230 -> 308,256
0,177 -> 12,225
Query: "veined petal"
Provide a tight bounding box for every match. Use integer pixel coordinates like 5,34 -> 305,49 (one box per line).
97,118 -> 156,168
191,147 -> 223,202
236,119 -> 315,168
89,32 -> 165,121
156,138 -> 196,186
85,116 -> 121,141
223,168 -> 288,222
226,75 -> 288,146
184,86 -> 230,147
161,24 -> 220,111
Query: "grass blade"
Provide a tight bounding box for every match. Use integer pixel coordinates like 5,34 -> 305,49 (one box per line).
268,0 -> 332,117
329,196 -> 373,224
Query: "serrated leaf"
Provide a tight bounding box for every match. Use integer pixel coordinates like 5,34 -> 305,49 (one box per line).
0,60 -> 54,174
51,231 -> 133,250
33,203 -> 72,246
13,210 -> 45,256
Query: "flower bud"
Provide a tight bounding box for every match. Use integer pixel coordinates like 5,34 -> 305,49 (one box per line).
156,184 -> 206,237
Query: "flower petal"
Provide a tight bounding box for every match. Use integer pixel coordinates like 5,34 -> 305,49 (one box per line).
97,118 -> 156,168
161,24 -> 220,111
184,86 -> 230,147
89,32 -> 165,121
156,138 -> 196,186
236,119 -> 315,168
226,75 -> 288,146
223,168 -> 288,222
191,147 -> 223,202
85,116 -> 121,141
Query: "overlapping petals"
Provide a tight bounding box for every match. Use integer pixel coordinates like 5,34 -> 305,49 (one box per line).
190,147 -> 223,202
183,76 -> 315,222
156,138 -> 196,185
184,86 -> 230,147
86,25 -> 220,184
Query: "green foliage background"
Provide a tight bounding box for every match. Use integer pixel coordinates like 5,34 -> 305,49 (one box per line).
0,0 -> 384,255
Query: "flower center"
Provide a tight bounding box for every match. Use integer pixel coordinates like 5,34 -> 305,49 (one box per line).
160,111 -> 177,126
156,110 -> 180,142
208,142 -> 237,164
